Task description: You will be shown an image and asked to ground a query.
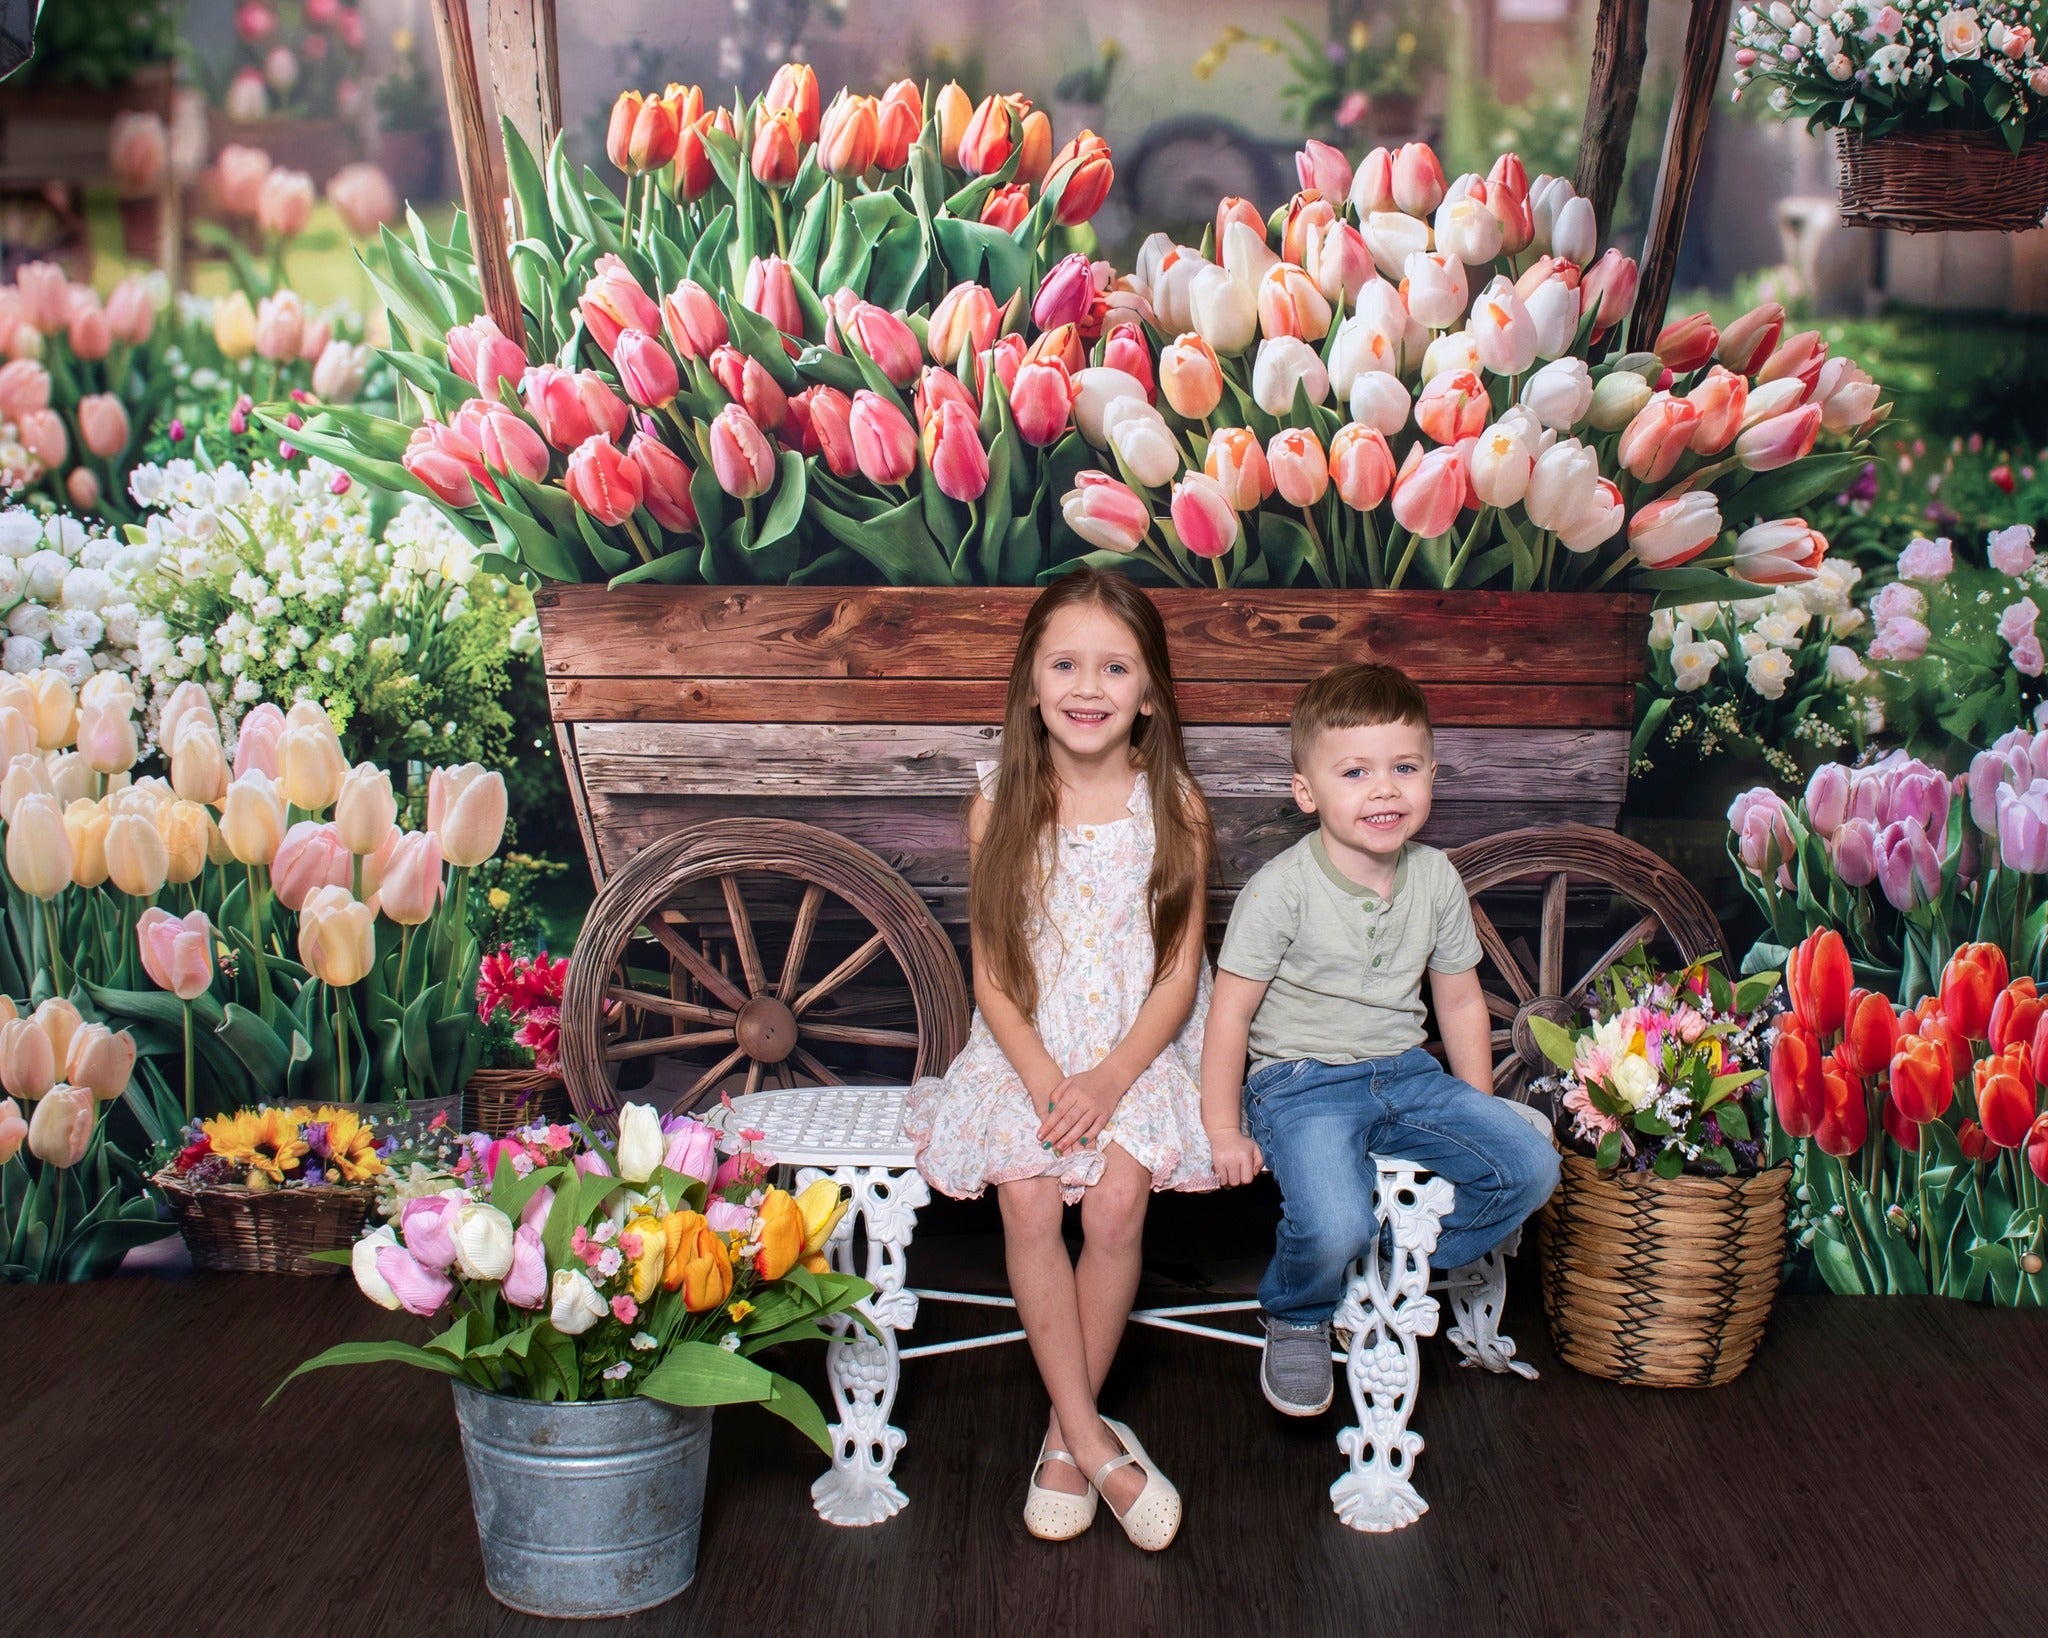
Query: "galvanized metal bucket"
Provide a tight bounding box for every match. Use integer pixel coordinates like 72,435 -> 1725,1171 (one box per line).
451,1383 -> 713,1619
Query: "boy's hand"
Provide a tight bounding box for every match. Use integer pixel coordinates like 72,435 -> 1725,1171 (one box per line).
1038,1064 -> 1124,1154
1207,1127 -> 1262,1188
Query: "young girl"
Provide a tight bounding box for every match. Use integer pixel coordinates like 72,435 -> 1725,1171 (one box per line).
904,567 -> 1216,1553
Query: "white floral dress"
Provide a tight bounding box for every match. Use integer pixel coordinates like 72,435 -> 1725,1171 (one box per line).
904,768 -> 1217,1203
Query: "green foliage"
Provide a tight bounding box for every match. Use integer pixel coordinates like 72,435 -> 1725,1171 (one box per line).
18,0 -> 177,90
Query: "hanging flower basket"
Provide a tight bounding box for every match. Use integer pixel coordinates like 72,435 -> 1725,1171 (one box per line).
1837,128 -> 2048,233
153,1171 -> 376,1276
1536,1153 -> 1790,1388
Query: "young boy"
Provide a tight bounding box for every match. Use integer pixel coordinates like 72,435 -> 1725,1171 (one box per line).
1200,662 -> 1560,1415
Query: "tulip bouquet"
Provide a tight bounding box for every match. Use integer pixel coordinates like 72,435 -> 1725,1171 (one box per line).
279,1103 -> 871,1442
0,993 -> 174,1283
1730,2 -> 2048,151
1768,928 -> 2048,1304
1530,949 -> 1780,1178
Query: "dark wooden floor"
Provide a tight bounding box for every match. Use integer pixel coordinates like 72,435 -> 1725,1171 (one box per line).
5,1198 -> 2045,1638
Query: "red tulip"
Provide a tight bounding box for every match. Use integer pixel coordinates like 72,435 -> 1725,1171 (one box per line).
1942,943 -> 2009,1041
1009,359 -> 1075,448
1654,311 -> 1719,373
787,386 -> 858,477
764,62 -> 821,145
1835,987 -> 1900,1080
1789,929 -> 1853,1039
1769,1025 -> 1825,1139
606,91 -> 644,174
564,435 -> 643,527
628,90 -> 682,174
672,110 -> 721,201
751,109 -> 804,188
849,390 -> 918,485
1992,977 -> 2045,1058
922,399 -> 990,503
1881,1090 -> 1918,1152
1976,1046 -> 2037,1149
958,94 -> 1014,176
1958,1119 -> 1992,1164
578,254 -> 661,357
707,405 -> 777,500
914,366 -> 978,429
1716,302 -> 1785,376
708,345 -> 788,433
874,81 -> 922,171
1888,1033 -> 1953,1125
1048,131 -> 1114,226
629,433 -> 696,534
980,185 -> 1031,233
1813,1056 -> 1866,1158
613,328 -> 680,410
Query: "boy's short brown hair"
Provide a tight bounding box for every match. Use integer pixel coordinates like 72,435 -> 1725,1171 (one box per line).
1289,663 -> 1434,769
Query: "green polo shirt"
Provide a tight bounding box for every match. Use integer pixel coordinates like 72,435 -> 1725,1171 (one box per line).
1217,833 -> 1482,1074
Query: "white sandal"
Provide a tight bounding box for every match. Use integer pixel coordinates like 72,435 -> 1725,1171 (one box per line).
1023,1433 -> 1097,1541
1094,1418 -> 1182,1551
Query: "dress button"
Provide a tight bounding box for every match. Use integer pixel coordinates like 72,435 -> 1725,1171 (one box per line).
1084,828 -> 1096,840
1372,956 -> 1384,968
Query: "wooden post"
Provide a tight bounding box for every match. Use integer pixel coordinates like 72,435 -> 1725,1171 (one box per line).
1627,0 -> 1735,353
1573,0 -> 1650,243
426,0 -> 526,348
486,0 -> 561,164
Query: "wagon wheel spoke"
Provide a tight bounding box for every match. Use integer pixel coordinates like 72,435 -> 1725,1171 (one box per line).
743,1058 -> 764,1096
684,1045 -> 750,1101
800,1021 -> 922,1050
1569,912 -> 1664,1006
1483,992 -> 1519,1024
643,915 -> 750,1012
790,1046 -> 845,1086
1470,901 -> 1535,1004
1539,872 -> 1569,997
719,873 -> 769,998
1491,1028 -> 1514,1052
605,985 -> 733,1028
792,931 -> 889,1017
777,883 -> 825,999
605,1027 -> 737,1063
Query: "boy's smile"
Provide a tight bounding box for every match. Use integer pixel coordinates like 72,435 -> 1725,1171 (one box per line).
1291,720 -> 1436,890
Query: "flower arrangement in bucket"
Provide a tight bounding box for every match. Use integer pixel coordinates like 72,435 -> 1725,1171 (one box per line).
274,1104 -> 871,1618
1729,3 -> 2048,231
1528,950 -> 1793,1387
466,947 -> 571,1138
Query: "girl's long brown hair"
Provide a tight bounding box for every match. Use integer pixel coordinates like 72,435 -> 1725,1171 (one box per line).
969,567 -> 1212,1019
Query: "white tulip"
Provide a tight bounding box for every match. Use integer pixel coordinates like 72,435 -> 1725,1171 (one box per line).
1189,264 -> 1257,356
451,1199 -> 518,1282
1072,367 -> 1154,446
1521,357 -> 1593,430
1103,396 -> 1182,489
1151,249 -> 1207,334
1251,337 -> 1330,416
1222,220 -> 1279,295
616,1101 -> 664,1184
549,1267 -> 609,1335
352,1225 -> 401,1310
1362,211 -> 1431,282
1420,330 -> 1481,384
1523,275 -> 1582,359
1328,314 -> 1388,400
1524,437 -> 1602,534
1552,195 -> 1598,266
1560,479 -> 1623,553
1134,231 -> 1175,298
1470,276 -> 1537,376
1434,192 -> 1504,265
1403,252 -> 1468,330
1348,372 -> 1412,436
1468,420 -> 1535,507
1587,371 -> 1653,431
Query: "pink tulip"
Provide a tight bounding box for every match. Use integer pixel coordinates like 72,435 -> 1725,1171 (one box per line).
613,328 -> 681,410
376,1243 -> 454,1316
252,290 -> 304,361
1579,249 -> 1638,337
1626,491 -> 1722,569
297,313 -> 332,362
1329,423 -> 1395,511
137,907 -> 213,1001
1170,472 -> 1239,559
1617,393 -> 1700,482
325,161 -> 399,238
1297,138 -> 1353,201
1348,149 -> 1395,216
787,387 -> 858,477
1391,143 -> 1447,215
706,404 -> 777,500
446,315 -> 527,397
914,366 -> 978,430
403,420 -> 491,506
257,168 -> 315,237
66,469 -> 99,510
1876,818 -> 1942,912
233,704 -> 286,781
1033,254 -> 1095,332
1733,517 -> 1827,584
1415,370 -> 1489,445
578,254 -> 662,356
1832,816 -> 1880,887
662,1121 -> 720,1183
1392,443 -> 1466,538
1267,428 -> 1329,508
928,282 -> 1000,364
67,301 -> 111,362
630,433 -> 697,533
1009,360 -> 1076,447
104,277 -> 154,345
27,1085 -> 93,1168
564,435 -> 644,526
400,1194 -> 463,1271
1060,470 -> 1149,553
77,395 -> 130,460
271,821 -> 351,912
1735,404 -> 1822,472
376,830 -> 444,925
19,409 -> 66,469
1805,764 -> 1852,840
1685,366 -> 1748,454
742,255 -> 803,338
849,391 -> 918,484
1757,330 -> 1827,395
979,333 -> 1027,400
662,279 -> 728,361
0,359 -> 50,422
15,263 -> 71,331
1717,302 -> 1785,376
522,365 -> 629,452
502,1225 -> 548,1308
923,400 -> 990,503
841,302 -> 923,387
574,1149 -> 613,1179
0,1098 -> 24,1165
108,110 -> 167,194
1729,788 -> 1796,884
1655,312 -> 1719,373
708,345 -> 788,432
472,404 -> 550,484
1103,324 -> 1155,401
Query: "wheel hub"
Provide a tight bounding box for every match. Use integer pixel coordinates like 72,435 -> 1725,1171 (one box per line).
734,995 -> 799,1064
1511,995 -> 1578,1070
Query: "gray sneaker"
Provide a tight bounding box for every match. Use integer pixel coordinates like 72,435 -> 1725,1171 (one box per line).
1260,1316 -> 1333,1416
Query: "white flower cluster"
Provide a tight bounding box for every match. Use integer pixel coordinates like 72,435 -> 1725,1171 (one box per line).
1649,558 -> 1868,701
0,509 -> 148,684
1731,2 -> 2048,123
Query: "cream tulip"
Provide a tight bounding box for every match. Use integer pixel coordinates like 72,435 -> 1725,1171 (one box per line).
550,1267 -> 608,1335
352,1224 -> 402,1309
1102,397 -> 1181,490
1188,264 -> 1257,357
27,1084 -> 93,1167
26,670 -> 75,749
373,830 -> 443,926
157,679 -> 216,751
0,705 -> 33,765
64,798 -> 110,888
170,721 -> 227,805
78,671 -> 136,712
0,1098 -> 23,1164
32,998 -> 81,1067
65,1023 -> 136,1101
105,812 -> 169,896
220,770 -> 286,866
1468,421 -> 1535,508
277,718 -> 348,812
426,764 -> 509,868
1420,330 -> 1482,386
334,763 -> 397,855
1587,370 -> 1652,432
617,1100 -> 664,1183
1523,437 -> 1602,535
1434,191 -> 1504,265
299,884 -> 376,987
451,1200 -> 518,1281
0,751 -> 52,823
5,792 -> 71,897
46,751 -> 91,805
158,800 -> 211,885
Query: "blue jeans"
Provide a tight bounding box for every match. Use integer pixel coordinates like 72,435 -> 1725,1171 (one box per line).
1245,1049 -> 1561,1326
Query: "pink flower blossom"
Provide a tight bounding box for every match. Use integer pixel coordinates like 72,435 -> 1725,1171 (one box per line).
611,1294 -> 639,1324
1868,617 -> 1930,662
1896,535 -> 1953,583
1989,525 -> 2038,577
1870,582 -> 1927,625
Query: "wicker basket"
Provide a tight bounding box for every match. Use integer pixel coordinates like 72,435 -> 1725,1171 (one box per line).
154,1171 -> 376,1276
1838,127 -> 2048,232
1536,1152 -> 1790,1389
466,1068 -> 571,1138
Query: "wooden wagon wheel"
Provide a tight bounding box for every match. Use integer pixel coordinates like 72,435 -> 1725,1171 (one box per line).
560,820 -> 971,1121
1446,824 -> 1727,1104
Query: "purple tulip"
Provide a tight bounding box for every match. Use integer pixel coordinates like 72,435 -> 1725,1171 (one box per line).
1729,787 -> 1796,885
376,1244 -> 455,1317
1804,764 -> 1851,839
1832,817 -> 1880,888
1876,818 -> 1942,912
1970,751 -> 2024,837
1847,771 -> 1885,824
502,1224 -> 548,1309
1994,728 -> 2048,786
660,1118 -> 719,1185
1882,764 -> 1952,850
400,1193 -> 462,1272
1998,782 -> 2048,874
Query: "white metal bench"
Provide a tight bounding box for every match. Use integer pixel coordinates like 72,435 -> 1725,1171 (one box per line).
708,1085 -> 1542,1533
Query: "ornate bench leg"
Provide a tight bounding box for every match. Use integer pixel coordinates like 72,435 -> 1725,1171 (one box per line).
1330,1160 -> 1456,1534
1445,1229 -> 1539,1380
798,1164 -> 930,1527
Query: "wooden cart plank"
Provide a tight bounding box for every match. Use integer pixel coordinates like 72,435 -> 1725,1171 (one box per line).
546,677 -> 1636,728
536,586 -> 1649,685
572,723 -> 1629,805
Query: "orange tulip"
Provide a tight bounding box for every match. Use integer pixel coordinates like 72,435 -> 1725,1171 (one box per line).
958,95 -> 1014,177
1888,1033 -> 1953,1126
764,62 -> 821,145
1789,929 -> 1853,1039
818,92 -> 879,180
980,184 -> 1031,233
1942,943 -> 2009,1040
934,81 -> 973,167
1813,1056 -> 1866,1158
672,110 -> 721,201
1048,131 -> 1113,226
605,91 -> 644,174
1976,1045 -> 2037,1148
1989,977 -> 2043,1056
753,1186 -> 805,1280
668,1216 -> 734,1312
1769,1025 -> 1824,1139
1835,987 -> 1899,1079
751,108 -> 803,188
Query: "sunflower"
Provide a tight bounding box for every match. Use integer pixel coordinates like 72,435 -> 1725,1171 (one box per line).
310,1106 -> 385,1183
200,1110 -> 263,1169
243,1107 -> 310,1184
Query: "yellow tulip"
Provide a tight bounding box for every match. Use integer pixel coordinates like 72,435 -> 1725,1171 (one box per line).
795,1176 -> 850,1258
753,1187 -> 805,1281
214,290 -> 257,358
63,798 -> 111,889
625,1213 -> 666,1303
4,791 -> 72,898
158,800 -> 211,885
219,771 -> 286,866
278,720 -> 348,812
105,811 -> 169,896
298,883 -> 376,987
